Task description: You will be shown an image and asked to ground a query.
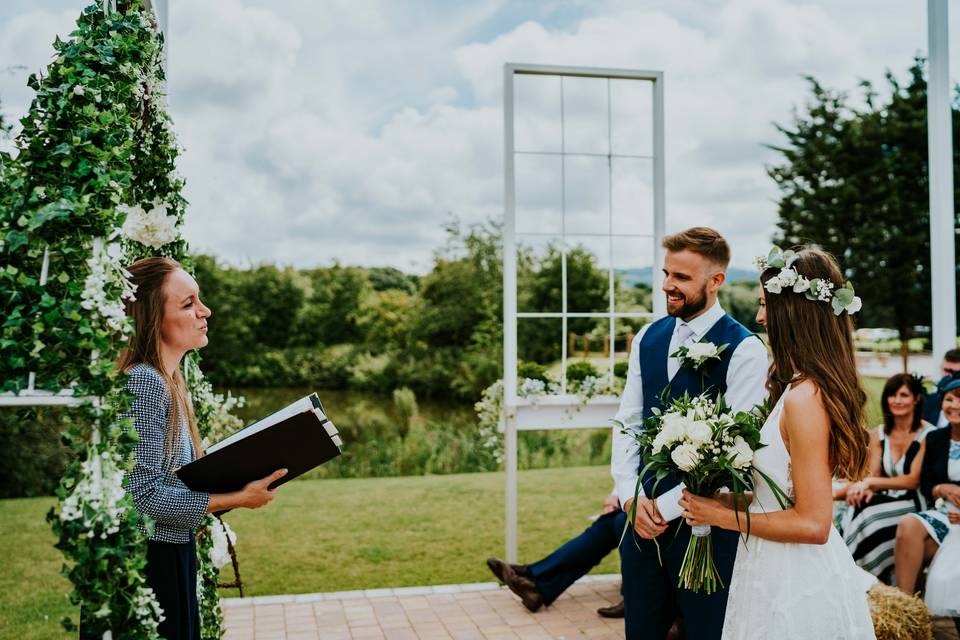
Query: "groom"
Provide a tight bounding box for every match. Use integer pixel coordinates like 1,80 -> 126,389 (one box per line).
612,227 -> 768,639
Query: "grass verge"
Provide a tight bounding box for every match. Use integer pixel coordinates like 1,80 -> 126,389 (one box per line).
0,466 -> 618,639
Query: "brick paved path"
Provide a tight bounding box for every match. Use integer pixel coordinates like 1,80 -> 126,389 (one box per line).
221,574 -> 960,640
221,575 -> 623,640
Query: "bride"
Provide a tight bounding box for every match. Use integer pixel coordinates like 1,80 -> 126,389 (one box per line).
679,247 -> 876,639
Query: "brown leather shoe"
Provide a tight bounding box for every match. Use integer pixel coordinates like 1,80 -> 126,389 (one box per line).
485,557 -> 542,612
596,598 -> 624,618
485,557 -> 530,582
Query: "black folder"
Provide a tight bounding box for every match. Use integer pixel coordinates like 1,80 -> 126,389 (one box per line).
176,393 -> 343,494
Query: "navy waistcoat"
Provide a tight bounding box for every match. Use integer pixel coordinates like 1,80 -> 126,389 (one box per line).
638,313 -> 753,497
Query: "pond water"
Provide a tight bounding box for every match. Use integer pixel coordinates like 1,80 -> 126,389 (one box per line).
215,387 -> 611,478
220,386 -> 475,429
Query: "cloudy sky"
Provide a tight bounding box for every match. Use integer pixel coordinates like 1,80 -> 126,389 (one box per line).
0,0 -> 956,272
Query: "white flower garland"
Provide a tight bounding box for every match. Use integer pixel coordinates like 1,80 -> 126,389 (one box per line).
81,240 -> 137,333
756,246 -> 862,316
207,517 -> 237,570
58,443 -> 128,539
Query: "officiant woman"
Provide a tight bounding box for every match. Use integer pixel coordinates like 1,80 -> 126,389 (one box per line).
115,257 -> 286,640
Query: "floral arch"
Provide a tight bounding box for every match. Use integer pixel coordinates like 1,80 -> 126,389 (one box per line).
0,2 -> 241,637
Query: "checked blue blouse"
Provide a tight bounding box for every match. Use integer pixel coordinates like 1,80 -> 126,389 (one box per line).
124,363 -> 210,544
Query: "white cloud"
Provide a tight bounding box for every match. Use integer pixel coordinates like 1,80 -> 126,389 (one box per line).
1,0 -> 957,272
0,8 -> 77,126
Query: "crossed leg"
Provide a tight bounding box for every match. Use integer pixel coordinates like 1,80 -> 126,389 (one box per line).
893,515 -> 939,595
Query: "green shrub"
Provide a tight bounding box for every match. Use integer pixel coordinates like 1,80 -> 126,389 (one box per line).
613,361 -> 629,379
517,361 -> 551,383
566,360 -> 599,384
0,408 -> 73,498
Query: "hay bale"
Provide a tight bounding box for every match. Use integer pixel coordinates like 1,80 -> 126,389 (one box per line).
868,582 -> 932,640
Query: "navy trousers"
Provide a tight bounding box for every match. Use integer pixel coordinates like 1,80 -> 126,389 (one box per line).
528,510 -> 626,605
621,518 -> 738,640
145,538 -> 201,640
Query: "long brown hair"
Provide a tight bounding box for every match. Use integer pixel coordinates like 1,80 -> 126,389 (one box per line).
761,247 -> 869,480
118,257 -> 203,462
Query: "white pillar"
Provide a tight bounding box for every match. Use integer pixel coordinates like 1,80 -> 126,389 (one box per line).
652,72 -> 666,318
927,0 -> 957,365
502,64 -> 519,562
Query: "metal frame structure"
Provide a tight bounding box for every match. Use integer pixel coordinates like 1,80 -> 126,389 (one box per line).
502,63 -> 665,561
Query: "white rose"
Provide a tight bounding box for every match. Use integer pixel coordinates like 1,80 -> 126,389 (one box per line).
764,278 -> 782,294
726,436 -> 754,470
671,442 -> 702,472
652,430 -> 671,454
684,420 -> 713,445
661,413 -> 688,444
845,296 -> 862,314
777,268 -> 798,287
792,275 -> 810,293
686,342 -> 718,361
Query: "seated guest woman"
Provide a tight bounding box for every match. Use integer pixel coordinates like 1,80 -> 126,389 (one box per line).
121,258 -> 286,640
894,373 -> 960,595
836,373 -> 937,581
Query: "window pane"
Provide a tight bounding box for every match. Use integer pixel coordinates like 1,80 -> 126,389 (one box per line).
564,155 -> 609,235
612,236 -> 655,313
565,235 -> 610,314
518,317 -> 563,395
611,157 -> 654,236
517,235 -> 563,313
514,74 -> 562,153
562,75 -> 608,155
610,78 -> 654,157
515,153 -> 562,235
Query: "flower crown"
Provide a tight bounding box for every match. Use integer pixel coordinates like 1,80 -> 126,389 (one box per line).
753,246 -> 862,316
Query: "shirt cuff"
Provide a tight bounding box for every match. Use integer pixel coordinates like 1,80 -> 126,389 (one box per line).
616,478 -> 644,507
655,484 -> 685,522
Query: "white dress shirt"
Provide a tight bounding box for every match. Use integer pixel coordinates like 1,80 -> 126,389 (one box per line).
611,301 -> 769,522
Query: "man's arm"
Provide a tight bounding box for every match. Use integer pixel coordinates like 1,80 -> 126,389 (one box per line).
611,329 -> 646,507
611,327 -> 668,538
654,334 -> 769,523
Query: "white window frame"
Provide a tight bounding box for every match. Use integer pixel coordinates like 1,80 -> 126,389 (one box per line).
502,63 -> 665,561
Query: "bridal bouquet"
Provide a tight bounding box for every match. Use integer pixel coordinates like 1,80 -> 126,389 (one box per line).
622,392 -> 789,594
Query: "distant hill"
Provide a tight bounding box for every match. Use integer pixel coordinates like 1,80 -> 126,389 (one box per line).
616,266 -> 757,288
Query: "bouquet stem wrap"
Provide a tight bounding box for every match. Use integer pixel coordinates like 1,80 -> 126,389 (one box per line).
680,523 -> 723,593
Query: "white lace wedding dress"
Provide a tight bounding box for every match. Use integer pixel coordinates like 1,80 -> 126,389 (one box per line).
721,385 -> 877,640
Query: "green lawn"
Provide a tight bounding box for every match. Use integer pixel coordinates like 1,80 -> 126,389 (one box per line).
0,376 -> 890,639
0,466 -> 619,639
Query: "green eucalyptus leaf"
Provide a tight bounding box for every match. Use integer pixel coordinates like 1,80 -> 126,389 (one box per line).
831,296 -> 846,316
834,287 -> 854,306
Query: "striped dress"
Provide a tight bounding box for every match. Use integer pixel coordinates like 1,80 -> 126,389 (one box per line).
839,423 -> 938,580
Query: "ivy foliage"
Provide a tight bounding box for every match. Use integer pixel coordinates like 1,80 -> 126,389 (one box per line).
1,2 -> 227,637
1,2 -> 187,395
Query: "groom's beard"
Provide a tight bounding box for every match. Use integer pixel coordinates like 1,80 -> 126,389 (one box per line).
666,285 -> 708,319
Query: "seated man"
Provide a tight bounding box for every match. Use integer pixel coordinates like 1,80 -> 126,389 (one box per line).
486,492 -> 625,617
